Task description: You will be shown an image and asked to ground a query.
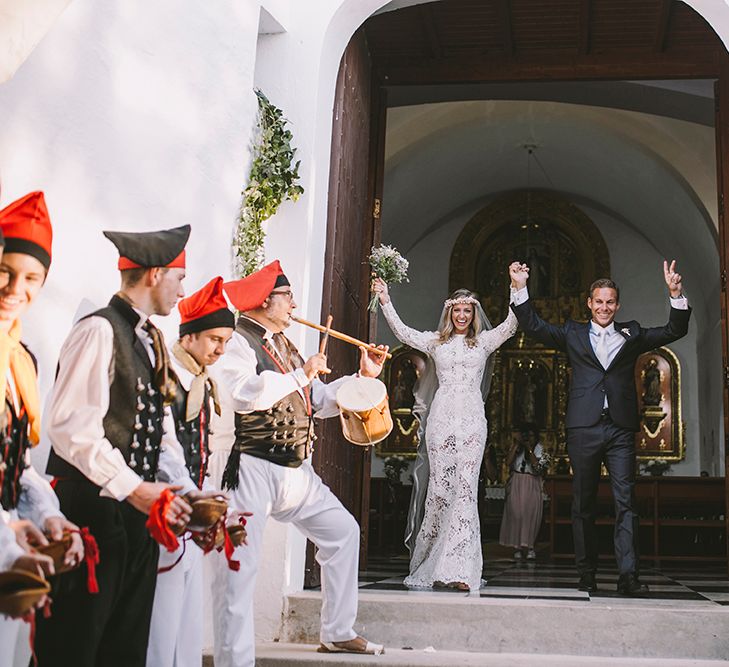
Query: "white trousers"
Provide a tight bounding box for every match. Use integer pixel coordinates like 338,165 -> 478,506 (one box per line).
210,453 -> 360,667
0,615 -> 30,667
0,507 -> 30,667
147,541 -> 204,667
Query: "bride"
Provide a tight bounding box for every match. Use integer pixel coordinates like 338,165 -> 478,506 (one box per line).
372,278 -> 517,591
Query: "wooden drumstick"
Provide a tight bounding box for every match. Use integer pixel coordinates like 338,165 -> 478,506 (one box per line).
319,315 -> 333,355
291,315 -> 392,359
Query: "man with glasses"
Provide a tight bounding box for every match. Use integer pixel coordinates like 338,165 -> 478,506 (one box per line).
208,260 -> 387,667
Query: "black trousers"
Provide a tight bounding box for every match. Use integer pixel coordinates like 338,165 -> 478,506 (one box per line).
34,479 -> 159,667
567,416 -> 639,576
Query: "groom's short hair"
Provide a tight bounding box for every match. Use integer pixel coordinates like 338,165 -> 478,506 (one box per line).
589,278 -> 619,302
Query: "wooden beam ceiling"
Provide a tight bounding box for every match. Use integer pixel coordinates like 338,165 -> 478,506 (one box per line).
365,0 -> 723,85
654,0 -> 673,53
579,0 -> 592,55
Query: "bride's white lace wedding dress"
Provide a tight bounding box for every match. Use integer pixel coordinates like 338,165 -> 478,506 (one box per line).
381,300 -> 518,590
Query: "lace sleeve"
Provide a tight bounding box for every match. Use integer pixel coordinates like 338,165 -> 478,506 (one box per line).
381,300 -> 435,354
480,307 -> 518,351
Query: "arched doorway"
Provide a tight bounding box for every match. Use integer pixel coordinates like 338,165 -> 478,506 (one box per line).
313,0 -> 729,580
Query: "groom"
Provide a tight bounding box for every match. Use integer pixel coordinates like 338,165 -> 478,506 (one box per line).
508,260 -> 691,595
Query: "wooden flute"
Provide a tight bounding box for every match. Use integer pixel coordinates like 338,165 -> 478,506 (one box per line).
291,315 -> 392,359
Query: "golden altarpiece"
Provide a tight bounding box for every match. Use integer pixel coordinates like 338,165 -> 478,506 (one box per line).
376,191 -> 684,467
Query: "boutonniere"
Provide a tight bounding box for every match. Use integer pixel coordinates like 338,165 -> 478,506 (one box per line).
620,328 -> 631,338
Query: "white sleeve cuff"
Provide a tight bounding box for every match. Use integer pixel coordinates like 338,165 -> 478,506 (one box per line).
172,475 -> 198,496
510,286 -> 529,306
100,467 -> 144,501
292,368 -> 310,389
669,295 -> 689,310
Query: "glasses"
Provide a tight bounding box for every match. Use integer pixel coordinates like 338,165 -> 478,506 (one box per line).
270,289 -> 294,301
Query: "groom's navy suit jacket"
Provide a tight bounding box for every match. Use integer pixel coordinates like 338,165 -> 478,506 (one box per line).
511,300 -> 691,432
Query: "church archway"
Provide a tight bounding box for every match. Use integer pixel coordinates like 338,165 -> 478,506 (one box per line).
316,0 -> 729,574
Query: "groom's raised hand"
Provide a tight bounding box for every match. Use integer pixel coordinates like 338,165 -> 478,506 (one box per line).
509,261 -> 530,290
663,259 -> 683,298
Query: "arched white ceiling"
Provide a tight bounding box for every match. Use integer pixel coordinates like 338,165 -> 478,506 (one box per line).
381,100 -> 718,313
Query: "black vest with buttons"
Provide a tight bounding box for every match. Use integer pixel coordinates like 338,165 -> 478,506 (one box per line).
170,376 -> 210,489
47,295 -> 165,482
0,356 -> 34,511
231,318 -> 314,468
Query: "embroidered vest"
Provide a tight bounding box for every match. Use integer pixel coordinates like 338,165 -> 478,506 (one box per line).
47,295 -> 165,482
170,377 -> 210,489
231,318 -> 314,468
0,399 -> 31,511
1,346 -> 37,511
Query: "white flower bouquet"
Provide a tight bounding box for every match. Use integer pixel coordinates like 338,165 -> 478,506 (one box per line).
368,244 -> 409,312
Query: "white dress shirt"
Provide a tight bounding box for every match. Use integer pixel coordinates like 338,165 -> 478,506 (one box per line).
208,320 -> 352,454
47,311 -> 196,502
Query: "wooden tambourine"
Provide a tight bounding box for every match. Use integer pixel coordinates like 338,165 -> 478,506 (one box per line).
335,377 -> 393,446
0,569 -> 50,618
188,498 -> 228,532
36,531 -> 76,574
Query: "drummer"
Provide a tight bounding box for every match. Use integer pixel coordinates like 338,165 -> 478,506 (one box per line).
208,259 -> 387,667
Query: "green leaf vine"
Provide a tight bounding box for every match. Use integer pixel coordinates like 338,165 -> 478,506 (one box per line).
233,90 -> 304,277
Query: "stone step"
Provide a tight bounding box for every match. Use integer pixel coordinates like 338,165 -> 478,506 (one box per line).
254,644 -> 729,666
280,592 -> 729,660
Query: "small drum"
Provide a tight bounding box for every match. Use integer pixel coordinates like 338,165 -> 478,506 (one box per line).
336,377 -> 393,446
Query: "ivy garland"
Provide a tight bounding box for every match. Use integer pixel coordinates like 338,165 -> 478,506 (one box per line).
233,90 -> 304,277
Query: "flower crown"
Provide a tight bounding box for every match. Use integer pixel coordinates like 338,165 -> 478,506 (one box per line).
444,296 -> 479,308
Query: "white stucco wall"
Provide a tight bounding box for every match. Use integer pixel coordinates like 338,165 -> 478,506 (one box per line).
2,0 -> 729,653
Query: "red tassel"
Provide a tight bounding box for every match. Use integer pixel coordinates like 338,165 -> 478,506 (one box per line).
79,527 -> 100,594
145,489 -> 180,552
222,522 -> 240,572
23,598 -> 51,667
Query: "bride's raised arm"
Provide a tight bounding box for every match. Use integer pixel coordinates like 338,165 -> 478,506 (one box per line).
480,306 -> 519,349
372,278 -> 435,354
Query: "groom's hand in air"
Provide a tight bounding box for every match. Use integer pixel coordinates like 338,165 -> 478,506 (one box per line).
509,261 -> 530,290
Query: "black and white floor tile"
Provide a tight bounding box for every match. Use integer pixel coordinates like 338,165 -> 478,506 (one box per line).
357,554 -> 729,608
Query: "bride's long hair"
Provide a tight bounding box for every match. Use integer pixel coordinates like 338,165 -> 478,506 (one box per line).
436,288 -> 488,348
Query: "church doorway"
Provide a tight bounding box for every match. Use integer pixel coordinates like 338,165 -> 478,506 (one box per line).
311,0 -> 729,582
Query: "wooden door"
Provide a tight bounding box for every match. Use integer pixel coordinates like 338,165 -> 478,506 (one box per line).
715,58 -> 729,572
304,28 -> 385,587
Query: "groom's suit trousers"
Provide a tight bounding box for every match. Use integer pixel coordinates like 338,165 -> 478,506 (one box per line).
567,416 -> 638,576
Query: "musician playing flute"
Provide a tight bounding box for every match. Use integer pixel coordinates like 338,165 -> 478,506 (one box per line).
208,260 -> 387,667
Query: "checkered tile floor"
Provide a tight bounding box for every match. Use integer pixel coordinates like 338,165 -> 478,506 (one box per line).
357,553 -> 729,608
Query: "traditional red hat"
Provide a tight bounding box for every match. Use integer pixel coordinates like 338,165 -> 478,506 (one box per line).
178,276 -> 235,336
224,260 -> 290,312
0,192 -> 53,269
